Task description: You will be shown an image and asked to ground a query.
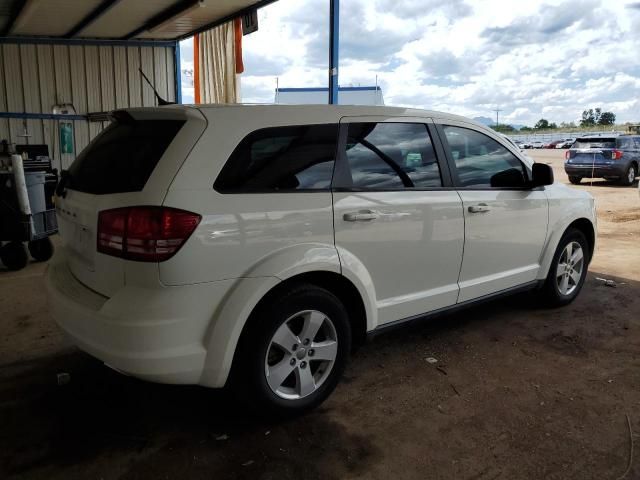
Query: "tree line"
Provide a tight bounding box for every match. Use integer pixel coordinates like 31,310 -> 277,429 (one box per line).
492,107 -> 617,133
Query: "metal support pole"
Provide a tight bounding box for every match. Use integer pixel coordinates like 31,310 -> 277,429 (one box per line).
329,0 -> 339,105
175,41 -> 183,104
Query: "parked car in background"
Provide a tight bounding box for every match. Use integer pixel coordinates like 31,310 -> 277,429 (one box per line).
556,138 -> 575,149
502,135 -> 523,150
501,135 -> 533,163
565,134 -> 639,186
545,140 -> 563,149
521,141 -> 533,149
531,141 -> 545,149
47,105 -> 597,415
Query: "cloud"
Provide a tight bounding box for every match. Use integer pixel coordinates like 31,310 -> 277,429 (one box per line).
374,0 -> 473,21
179,38 -> 193,64
420,50 -> 462,77
200,0 -> 640,126
282,0 -> 420,67
243,51 -> 291,76
481,1 -> 603,47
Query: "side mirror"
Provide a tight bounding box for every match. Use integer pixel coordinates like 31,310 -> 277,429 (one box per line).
531,163 -> 554,187
490,168 -> 526,188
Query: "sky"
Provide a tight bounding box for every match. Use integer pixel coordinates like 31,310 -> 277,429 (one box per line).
181,0 -> 640,126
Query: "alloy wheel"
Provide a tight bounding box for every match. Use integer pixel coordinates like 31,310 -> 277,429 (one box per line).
555,241 -> 584,296
264,310 -> 338,400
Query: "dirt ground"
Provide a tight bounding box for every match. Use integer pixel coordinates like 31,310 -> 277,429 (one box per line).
1,149 -> 639,480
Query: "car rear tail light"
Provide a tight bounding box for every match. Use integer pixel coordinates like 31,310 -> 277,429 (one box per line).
612,149 -> 623,160
97,207 -> 201,262
565,150 -> 571,160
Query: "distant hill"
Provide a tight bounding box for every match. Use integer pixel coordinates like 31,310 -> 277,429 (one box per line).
473,116 -> 494,126
473,116 -> 525,130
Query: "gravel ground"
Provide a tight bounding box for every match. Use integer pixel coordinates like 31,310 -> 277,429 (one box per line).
1,149 -> 639,480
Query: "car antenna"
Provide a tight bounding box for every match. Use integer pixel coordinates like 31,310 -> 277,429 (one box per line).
139,68 -> 175,106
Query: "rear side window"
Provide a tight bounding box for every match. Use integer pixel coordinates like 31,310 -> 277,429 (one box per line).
442,126 -> 527,188
67,119 -> 184,194
342,122 -> 442,189
616,137 -> 636,149
215,124 -> 338,192
573,138 -> 616,149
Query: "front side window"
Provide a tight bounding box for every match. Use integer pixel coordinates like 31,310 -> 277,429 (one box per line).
215,124 -> 338,192
442,126 -> 527,188
343,122 -> 442,189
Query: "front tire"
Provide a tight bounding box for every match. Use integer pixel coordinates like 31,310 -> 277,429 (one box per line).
233,284 -> 351,416
537,228 -> 589,307
568,176 -> 582,185
619,164 -> 636,186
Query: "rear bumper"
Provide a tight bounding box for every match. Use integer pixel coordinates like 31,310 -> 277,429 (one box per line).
46,249 -> 234,386
564,163 -> 626,178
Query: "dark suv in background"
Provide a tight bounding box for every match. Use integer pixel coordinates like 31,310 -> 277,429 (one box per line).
564,135 -> 639,186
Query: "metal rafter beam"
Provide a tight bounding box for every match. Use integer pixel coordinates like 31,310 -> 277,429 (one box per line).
0,35 -> 175,47
1,0 -> 27,36
122,0 -> 201,40
176,0 -> 278,41
64,0 -> 122,38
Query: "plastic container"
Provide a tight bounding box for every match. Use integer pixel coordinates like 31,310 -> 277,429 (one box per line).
25,172 -> 46,214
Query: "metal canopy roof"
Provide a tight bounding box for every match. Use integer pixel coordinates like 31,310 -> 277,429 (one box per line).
0,0 -> 277,42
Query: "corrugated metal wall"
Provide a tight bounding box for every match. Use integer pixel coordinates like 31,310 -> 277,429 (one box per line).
0,42 -> 176,171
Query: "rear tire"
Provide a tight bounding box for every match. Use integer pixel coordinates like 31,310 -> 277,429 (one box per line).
232,284 -> 351,417
537,228 -> 589,307
0,242 -> 29,271
28,237 -> 54,262
568,176 -> 582,185
619,164 -> 636,186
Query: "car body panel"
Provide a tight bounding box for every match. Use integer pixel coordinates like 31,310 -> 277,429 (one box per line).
54,107 -> 207,297
433,119 -> 549,302
159,190 -> 336,285
332,115 -> 465,325
455,189 -> 549,301
333,190 -> 465,324
46,104 -> 598,388
536,183 -> 596,280
48,247 -> 228,384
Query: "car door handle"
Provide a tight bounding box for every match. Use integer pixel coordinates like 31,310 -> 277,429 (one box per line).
468,204 -> 490,213
343,210 -> 379,222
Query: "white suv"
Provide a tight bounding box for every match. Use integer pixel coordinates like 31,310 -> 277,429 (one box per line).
47,105 -> 596,415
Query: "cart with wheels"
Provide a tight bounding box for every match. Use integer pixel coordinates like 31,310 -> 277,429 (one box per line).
0,154 -> 58,271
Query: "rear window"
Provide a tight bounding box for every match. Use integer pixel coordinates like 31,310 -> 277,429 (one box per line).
67,119 -> 184,194
214,124 -> 338,192
572,138 -> 616,149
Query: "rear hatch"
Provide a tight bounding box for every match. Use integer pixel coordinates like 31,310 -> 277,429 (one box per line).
566,137 -> 617,164
55,107 -> 206,297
